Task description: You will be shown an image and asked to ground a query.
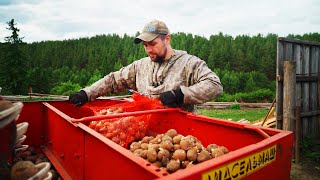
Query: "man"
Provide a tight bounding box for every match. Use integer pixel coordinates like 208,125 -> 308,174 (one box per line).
69,19 -> 223,112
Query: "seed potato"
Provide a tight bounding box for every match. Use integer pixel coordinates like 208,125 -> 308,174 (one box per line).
165,129 -> 178,138
197,150 -> 211,163
187,148 -> 198,161
172,134 -> 183,144
172,149 -> 187,161
166,159 -> 180,173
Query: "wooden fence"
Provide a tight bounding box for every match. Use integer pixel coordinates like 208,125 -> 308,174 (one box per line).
276,37 -> 320,140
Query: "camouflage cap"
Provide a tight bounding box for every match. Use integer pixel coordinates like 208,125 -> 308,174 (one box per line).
134,19 -> 170,44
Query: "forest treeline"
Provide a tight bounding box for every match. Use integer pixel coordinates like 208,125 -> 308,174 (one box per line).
1,19 -> 320,102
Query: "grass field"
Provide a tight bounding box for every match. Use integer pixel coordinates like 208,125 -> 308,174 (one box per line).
197,109 -> 269,122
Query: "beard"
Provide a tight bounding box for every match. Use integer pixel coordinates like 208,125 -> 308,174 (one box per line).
154,55 -> 165,63
150,48 -> 167,63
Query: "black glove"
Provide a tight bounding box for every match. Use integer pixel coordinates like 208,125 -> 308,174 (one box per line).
160,88 -> 184,107
69,90 -> 88,106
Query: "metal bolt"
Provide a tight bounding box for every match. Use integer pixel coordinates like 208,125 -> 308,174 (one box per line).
74,153 -> 80,159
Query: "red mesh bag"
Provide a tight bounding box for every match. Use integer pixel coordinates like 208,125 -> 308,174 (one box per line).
87,93 -> 164,148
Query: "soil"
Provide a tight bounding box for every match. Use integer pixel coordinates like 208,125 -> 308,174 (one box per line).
290,156 -> 320,180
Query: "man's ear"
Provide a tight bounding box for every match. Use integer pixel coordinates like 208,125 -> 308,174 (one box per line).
165,34 -> 171,44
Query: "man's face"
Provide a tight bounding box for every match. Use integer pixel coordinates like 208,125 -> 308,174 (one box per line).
143,35 -> 167,63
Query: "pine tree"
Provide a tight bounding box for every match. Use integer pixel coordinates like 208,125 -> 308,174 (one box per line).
0,19 -> 28,95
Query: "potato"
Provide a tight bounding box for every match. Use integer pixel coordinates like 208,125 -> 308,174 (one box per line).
147,148 -> 158,163
181,160 -> 191,169
114,107 -> 124,113
160,141 -> 173,151
49,169 -> 59,180
211,147 -> 224,158
141,136 -> 154,143
153,161 -> 162,168
187,148 -> 198,161
160,167 -> 167,172
160,157 -> 170,167
119,132 -> 127,141
172,134 -> 183,144
11,161 -> 38,180
156,134 -> 163,139
140,150 -> 148,159
150,137 -> 161,144
206,144 -> 218,152
166,159 -> 181,173
129,142 -> 141,152
108,107 -> 118,112
134,149 -> 143,156
106,111 -> 114,115
186,162 -> 195,168
140,143 -> 149,150
34,158 -> 44,164
165,129 -> 178,138
195,142 -> 203,151
180,139 -> 194,151
185,135 -> 198,143
148,144 -> 160,152
16,150 -> 32,158
157,148 -> 171,161
161,135 -> 173,142
99,109 -> 108,115
220,146 -> 229,153
172,149 -> 187,161
173,144 -> 181,151
13,157 -> 23,164
0,101 -> 13,111
24,155 -> 38,162
197,150 -> 211,163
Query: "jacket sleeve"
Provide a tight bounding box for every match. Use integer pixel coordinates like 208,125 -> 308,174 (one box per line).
180,56 -> 223,104
82,62 -> 137,101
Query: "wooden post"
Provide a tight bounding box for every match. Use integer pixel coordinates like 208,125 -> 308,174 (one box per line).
283,61 -> 296,131
295,106 -> 301,163
29,86 -> 32,100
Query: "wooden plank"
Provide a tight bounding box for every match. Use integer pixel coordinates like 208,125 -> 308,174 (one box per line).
294,44 -> 302,143
278,37 -> 320,47
300,110 -> 320,117
302,45 -> 310,138
296,75 -> 319,82
295,44 -> 302,110
318,48 -> 320,139
274,74 -> 319,82
283,42 -> 294,131
276,40 -> 284,129
283,61 -> 296,131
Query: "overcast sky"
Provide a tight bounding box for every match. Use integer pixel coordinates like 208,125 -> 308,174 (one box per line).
0,0 -> 319,43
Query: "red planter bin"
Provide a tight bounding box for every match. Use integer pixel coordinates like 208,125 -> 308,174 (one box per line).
17,100 -> 293,180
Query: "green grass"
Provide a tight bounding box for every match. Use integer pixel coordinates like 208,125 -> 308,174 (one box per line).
197,109 -> 269,122
21,97 -> 55,101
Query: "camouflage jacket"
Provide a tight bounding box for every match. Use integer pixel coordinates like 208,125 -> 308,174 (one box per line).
83,50 -> 223,111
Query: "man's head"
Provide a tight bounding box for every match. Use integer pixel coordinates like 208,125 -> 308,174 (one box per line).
135,20 -> 173,63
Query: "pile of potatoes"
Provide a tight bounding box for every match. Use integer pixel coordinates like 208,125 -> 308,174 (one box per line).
97,107 -> 124,115
12,146 -> 61,179
89,107 -> 149,148
129,129 -> 229,173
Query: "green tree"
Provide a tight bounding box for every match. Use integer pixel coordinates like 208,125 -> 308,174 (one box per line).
50,81 -> 81,96
220,72 -> 240,94
0,19 -> 28,95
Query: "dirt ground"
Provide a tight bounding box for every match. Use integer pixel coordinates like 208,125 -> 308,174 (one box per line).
290,156 -> 320,180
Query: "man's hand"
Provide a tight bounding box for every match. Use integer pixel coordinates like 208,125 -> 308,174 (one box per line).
69,90 -> 88,106
160,88 -> 184,107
